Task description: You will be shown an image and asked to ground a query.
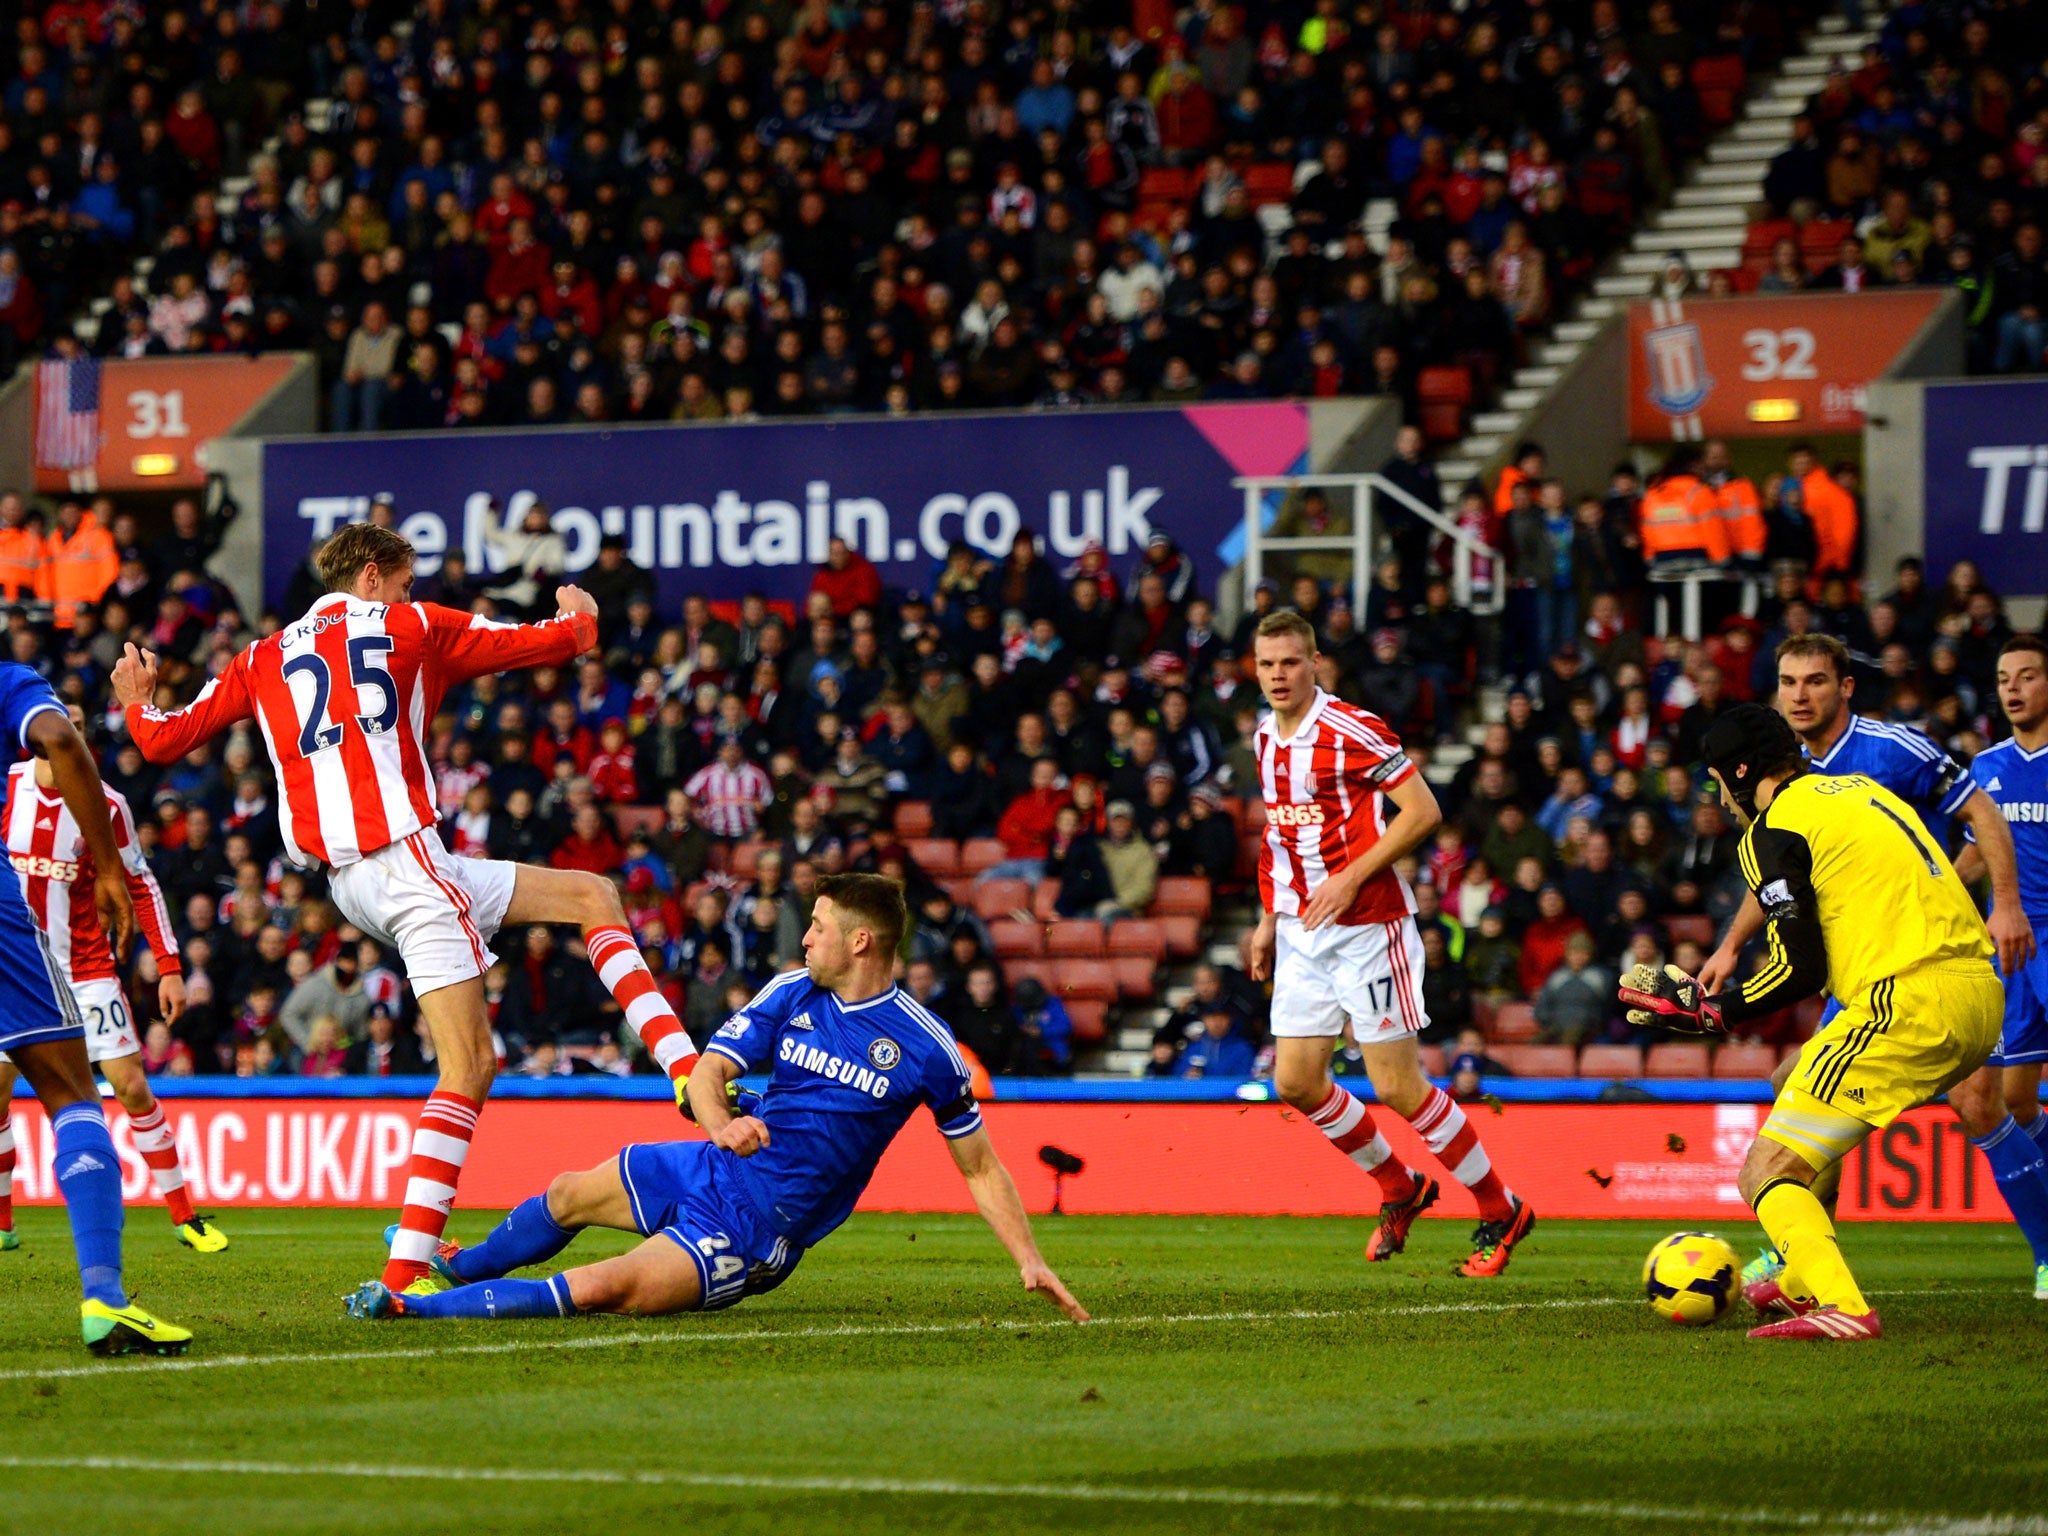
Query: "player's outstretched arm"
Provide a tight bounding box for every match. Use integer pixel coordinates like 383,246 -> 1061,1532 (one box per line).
114,644 -> 255,764
1956,787 -> 2036,974
28,709 -> 135,957
421,589 -> 600,688
947,1126 -> 1090,1322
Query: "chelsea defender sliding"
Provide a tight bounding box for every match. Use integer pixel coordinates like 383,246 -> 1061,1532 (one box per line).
347,874 -> 1087,1325
1622,705 -> 2003,1340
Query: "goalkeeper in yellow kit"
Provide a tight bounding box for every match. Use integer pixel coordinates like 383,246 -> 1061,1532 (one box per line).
1620,705 -> 2001,1340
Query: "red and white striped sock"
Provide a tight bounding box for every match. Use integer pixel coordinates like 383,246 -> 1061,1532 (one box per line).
1405,1085 -> 1514,1221
1308,1086 -> 1418,1203
0,1111 -> 14,1231
586,925 -> 699,1087
126,1102 -> 195,1227
382,1089 -> 481,1289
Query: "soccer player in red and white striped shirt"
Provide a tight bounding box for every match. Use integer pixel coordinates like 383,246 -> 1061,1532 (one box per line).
111,523 -> 704,1295
684,737 -> 772,839
1245,611 -> 1534,1276
0,705 -> 224,1252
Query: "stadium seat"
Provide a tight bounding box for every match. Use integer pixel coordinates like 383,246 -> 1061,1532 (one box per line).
1742,217 -> 1796,259
1489,1002 -> 1540,1042
1054,960 -> 1119,1003
1106,919 -> 1166,960
1471,995 -> 1499,1035
988,919 -> 1045,959
1713,1042 -> 1779,1079
893,801 -> 934,838
609,805 -> 664,838
1004,957 -> 1059,994
1800,218 -> 1854,271
1578,1044 -> 1645,1078
905,838 -> 959,877
1237,832 -> 1263,880
1418,365 -> 1473,442
1046,921 -> 1106,958
960,838 -> 1009,875
1153,877 -> 1212,919
972,879 -> 1033,922
1690,53 -> 1746,126
1645,1042 -> 1712,1078
1159,914 -> 1203,960
1031,880 -> 1063,922
1110,956 -> 1157,1001
1065,999 -> 1110,1046
940,877 -> 977,907
1494,1043 -> 1576,1077
1243,162 -> 1295,205
729,841 -> 765,881
1662,915 -> 1716,949
1138,166 -> 1196,204
1793,996 -> 1826,1037
1418,1045 -> 1446,1076
704,843 -> 731,874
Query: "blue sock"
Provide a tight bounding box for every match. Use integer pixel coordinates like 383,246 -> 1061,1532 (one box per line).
402,1273 -> 577,1320
52,1102 -> 125,1307
2021,1111 -> 2048,1157
451,1194 -> 574,1282
1972,1116 -> 2048,1267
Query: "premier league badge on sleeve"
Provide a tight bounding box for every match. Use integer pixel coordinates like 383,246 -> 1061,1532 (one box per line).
868,1038 -> 901,1070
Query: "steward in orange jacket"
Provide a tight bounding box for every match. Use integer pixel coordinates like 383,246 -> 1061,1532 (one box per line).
1639,449 -> 1729,565
36,503 -> 118,628
0,501 -> 43,600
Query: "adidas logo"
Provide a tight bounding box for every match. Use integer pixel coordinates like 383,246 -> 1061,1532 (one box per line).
1986,777 -> 2003,792
58,1153 -> 106,1177
1842,1087 -> 1865,1105
788,1012 -> 815,1031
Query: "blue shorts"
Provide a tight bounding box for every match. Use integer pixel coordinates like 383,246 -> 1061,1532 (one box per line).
0,884 -> 79,1053
1994,949 -> 2048,1067
618,1140 -> 802,1311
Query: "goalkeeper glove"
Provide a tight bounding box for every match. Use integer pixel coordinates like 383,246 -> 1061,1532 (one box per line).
677,1078 -> 765,1123
1619,962 -> 1725,1036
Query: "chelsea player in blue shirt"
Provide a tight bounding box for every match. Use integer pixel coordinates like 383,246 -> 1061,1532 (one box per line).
0,662 -> 191,1353
1700,633 -> 2048,1295
348,874 -> 1089,1324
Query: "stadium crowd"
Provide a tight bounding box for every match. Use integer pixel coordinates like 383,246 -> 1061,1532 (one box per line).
0,408 -> 2012,1085
0,0 -> 1825,423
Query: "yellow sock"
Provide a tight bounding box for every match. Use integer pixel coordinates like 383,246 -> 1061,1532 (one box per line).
1754,1178 -> 1868,1314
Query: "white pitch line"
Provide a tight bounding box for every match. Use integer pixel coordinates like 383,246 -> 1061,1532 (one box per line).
0,1283 -> 2020,1386
0,1296 -> 1631,1383
0,1453 -> 2034,1535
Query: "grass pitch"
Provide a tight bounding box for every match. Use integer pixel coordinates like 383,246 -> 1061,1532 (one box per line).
0,1208 -> 2040,1535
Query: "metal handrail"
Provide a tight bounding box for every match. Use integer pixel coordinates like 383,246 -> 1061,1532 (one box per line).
1233,472 -> 1504,614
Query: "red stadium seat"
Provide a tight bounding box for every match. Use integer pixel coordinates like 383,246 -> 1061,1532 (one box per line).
1645,1042 -> 1712,1078
1792,996 -> 1826,1038
1578,1044 -> 1645,1079
1662,915 -> 1716,950
1031,880 -> 1063,922
1159,914 -> 1203,960
1056,961 -> 1119,1003
893,801 -> 934,838
1065,999 -> 1109,1046
609,805 -> 664,838
1489,1002 -> 1539,1042
988,919 -> 1045,959
1237,832 -> 1263,880
1111,956 -> 1157,1001
1742,218 -> 1796,259
1493,1043 -> 1576,1077
904,838 -> 959,877
1800,218 -> 1854,272
940,877 -> 977,907
1243,162 -> 1295,205
1713,1042 -> 1778,1079
1691,54 -> 1746,126
705,842 -> 731,873
1004,957 -> 1059,994
1418,1044 -> 1447,1076
1138,166 -> 1197,204
1471,995 -> 1499,1035
960,838 -> 1009,875
1047,921 -> 1106,957
972,879 -> 1033,922
1153,877 -> 1212,919
1106,919 -> 1166,959
729,840 -> 765,881
1417,366 -> 1474,442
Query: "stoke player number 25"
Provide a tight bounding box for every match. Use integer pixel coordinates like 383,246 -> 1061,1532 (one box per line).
281,636 -> 399,755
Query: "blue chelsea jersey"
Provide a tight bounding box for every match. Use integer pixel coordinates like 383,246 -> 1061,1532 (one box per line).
1962,737 -> 2048,925
705,969 -> 982,1250
0,662 -> 66,769
1806,714 -> 1976,849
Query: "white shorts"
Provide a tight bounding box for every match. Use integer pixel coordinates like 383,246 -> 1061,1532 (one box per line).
0,977 -> 139,1069
1270,914 -> 1428,1043
328,831 -> 518,998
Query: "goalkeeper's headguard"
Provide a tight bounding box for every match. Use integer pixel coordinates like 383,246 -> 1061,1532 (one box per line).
1699,703 -> 1804,818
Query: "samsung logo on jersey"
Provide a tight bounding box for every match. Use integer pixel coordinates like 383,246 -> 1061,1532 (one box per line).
2001,802 -> 2048,823
1269,803 -> 1326,827
779,1034 -> 891,1097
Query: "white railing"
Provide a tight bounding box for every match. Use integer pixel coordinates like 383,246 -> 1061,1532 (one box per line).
1234,472 -> 1505,614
